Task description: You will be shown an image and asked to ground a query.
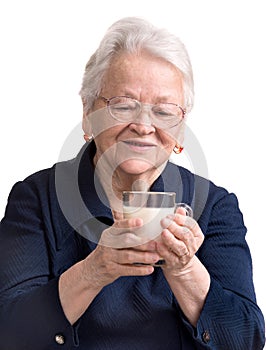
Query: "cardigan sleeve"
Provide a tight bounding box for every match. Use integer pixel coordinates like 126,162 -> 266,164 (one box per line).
179,187 -> 265,349
0,180 -> 79,349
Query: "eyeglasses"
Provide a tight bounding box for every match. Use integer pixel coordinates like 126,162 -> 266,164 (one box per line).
98,96 -> 185,129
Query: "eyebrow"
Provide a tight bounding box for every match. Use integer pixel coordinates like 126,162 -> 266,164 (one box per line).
122,91 -> 178,104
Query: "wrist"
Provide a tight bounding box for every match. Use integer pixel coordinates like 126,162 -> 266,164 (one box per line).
80,257 -> 105,293
163,256 -> 202,279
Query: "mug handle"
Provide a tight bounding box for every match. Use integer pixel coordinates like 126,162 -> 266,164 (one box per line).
175,202 -> 193,217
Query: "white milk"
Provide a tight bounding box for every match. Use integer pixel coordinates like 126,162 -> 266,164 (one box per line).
123,206 -> 175,241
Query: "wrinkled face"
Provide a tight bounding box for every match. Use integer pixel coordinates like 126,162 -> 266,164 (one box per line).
83,51 -> 185,179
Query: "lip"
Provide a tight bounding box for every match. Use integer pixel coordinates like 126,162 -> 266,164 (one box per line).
122,139 -> 157,152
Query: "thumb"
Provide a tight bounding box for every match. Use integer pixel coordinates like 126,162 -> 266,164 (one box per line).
112,210 -> 124,221
175,207 -> 187,216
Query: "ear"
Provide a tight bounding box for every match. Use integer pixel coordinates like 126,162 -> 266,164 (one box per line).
82,116 -> 93,136
81,98 -> 93,136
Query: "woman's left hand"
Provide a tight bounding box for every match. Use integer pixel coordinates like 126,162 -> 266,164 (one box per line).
156,208 -> 204,271
155,208 -> 210,326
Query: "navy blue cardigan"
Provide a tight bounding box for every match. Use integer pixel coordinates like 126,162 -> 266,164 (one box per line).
0,142 -> 265,349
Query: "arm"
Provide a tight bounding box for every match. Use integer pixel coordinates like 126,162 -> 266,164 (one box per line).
195,192 -> 265,349
157,191 -> 265,349
156,209 -> 210,327
0,181 -> 75,349
59,219 -> 161,325
0,180 -> 161,348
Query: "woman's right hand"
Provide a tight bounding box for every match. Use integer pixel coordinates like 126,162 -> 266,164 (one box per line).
81,217 -> 161,290
59,217 -> 160,325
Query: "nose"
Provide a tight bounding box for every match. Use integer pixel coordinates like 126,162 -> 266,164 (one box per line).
128,105 -> 156,134
136,104 -> 153,125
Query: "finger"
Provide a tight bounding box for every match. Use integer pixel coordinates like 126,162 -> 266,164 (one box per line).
132,240 -> 157,252
160,229 -> 189,257
164,223 -> 197,254
100,231 -> 145,249
161,214 -> 200,237
119,264 -> 155,276
175,206 -> 187,216
112,210 -> 124,221
176,215 -> 200,236
115,248 -> 161,266
156,239 -> 189,269
160,217 -> 193,243
169,216 -> 203,248
113,217 -> 143,230
96,247 -> 156,276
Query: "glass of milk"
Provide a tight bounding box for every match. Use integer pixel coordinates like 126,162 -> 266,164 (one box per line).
122,191 -> 193,266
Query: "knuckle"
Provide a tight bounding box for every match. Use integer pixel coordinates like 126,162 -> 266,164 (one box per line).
185,217 -> 198,231
143,252 -> 154,263
178,248 -> 188,257
123,250 -> 134,262
182,227 -> 191,236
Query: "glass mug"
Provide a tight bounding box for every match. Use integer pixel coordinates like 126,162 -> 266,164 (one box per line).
122,191 -> 193,267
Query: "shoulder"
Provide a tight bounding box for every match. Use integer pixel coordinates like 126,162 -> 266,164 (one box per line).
167,162 -> 240,224
168,161 -> 228,201
3,154 -> 77,217
15,151 -> 80,197
23,166 -> 55,188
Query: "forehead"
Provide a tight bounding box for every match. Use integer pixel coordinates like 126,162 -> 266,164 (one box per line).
101,51 -> 184,99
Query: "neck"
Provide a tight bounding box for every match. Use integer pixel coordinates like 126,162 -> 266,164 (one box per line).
93,157 -> 167,213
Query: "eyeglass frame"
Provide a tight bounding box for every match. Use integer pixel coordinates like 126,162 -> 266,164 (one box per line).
98,95 -> 186,129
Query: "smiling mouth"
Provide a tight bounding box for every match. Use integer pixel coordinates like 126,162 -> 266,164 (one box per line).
123,140 -> 156,151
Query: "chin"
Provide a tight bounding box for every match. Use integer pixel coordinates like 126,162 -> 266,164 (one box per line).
118,159 -> 157,175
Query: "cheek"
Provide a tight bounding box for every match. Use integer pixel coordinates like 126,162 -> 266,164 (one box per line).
158,123 -> 185,148
93,125 -> 127,155
88,107 -> 127,139
157,130 -> 177,151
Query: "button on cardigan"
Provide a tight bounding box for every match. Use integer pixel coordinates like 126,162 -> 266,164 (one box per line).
0,142 -> 265,349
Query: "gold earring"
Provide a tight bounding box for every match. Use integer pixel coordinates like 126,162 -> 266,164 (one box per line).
173,144 -> 184,154
83,134 -> 94,142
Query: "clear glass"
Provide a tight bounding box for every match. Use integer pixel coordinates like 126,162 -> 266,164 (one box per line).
123,191 -> 176,241
122,191 -> 193,267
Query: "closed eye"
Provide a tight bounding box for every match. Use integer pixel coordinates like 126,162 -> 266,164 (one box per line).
112,103 -> 136,111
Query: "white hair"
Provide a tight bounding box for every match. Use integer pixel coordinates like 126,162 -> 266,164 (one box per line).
79,17 -> 194,113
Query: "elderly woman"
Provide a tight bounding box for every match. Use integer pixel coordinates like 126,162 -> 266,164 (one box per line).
0,17 -> 264,350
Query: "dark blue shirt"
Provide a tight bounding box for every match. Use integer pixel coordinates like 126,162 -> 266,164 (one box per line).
0,142 -> 265,349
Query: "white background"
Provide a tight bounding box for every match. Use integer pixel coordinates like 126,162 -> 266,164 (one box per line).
0,0 -> 265,334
